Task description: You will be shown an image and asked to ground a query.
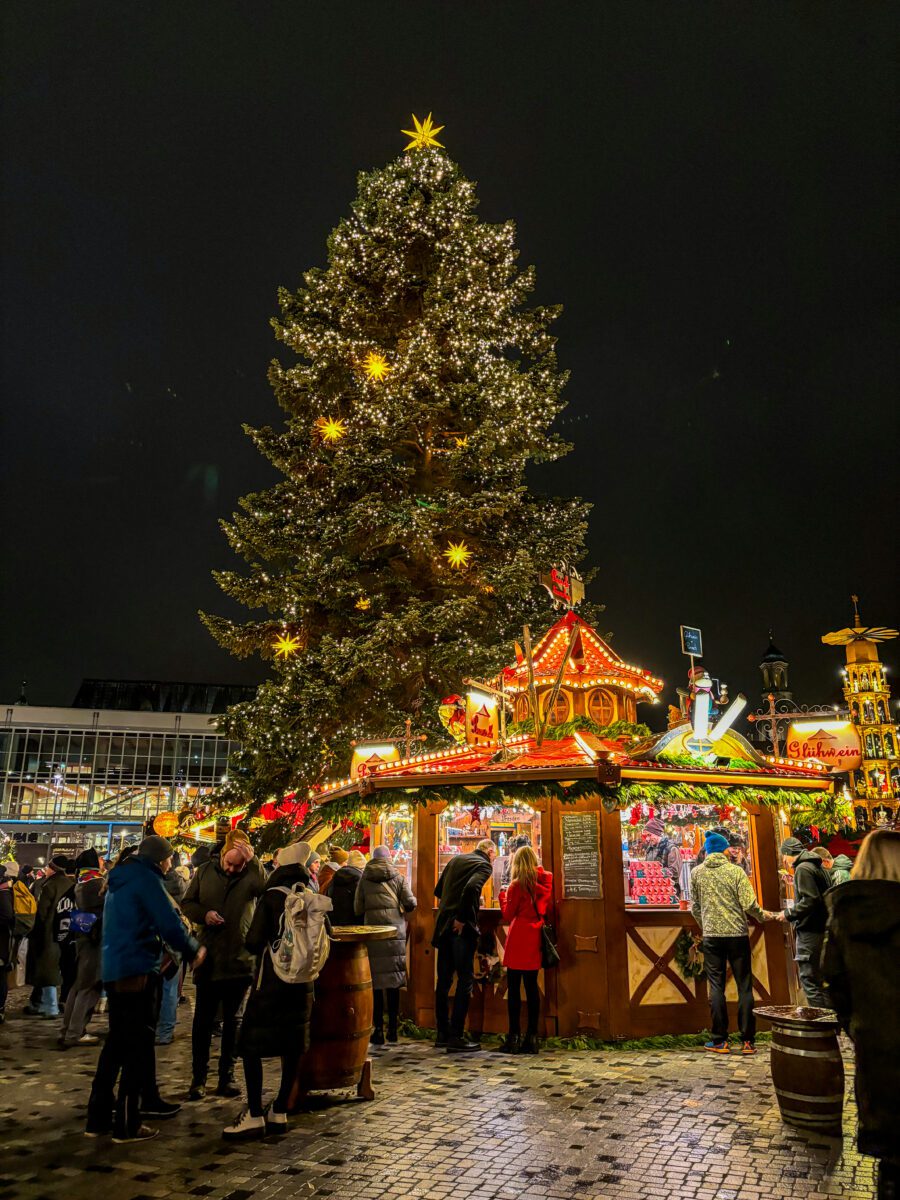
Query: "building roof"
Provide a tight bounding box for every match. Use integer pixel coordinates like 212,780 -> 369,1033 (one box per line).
71,678 -> 257,714
760,638 -> 787,664
311,724 -> 830,807
496,610 -> 664,700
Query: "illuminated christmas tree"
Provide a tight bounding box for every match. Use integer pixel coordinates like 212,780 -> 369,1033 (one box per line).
202,116 -> 590,806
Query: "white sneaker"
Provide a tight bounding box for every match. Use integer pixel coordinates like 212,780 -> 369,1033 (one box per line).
222,1109 -> 265,1141
266,1107 -> 288,1134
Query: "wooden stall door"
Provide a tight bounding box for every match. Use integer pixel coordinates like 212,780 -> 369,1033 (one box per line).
552,796 -> 612,1040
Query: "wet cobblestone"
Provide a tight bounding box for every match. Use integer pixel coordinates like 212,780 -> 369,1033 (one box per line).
0,989 -> 876,1199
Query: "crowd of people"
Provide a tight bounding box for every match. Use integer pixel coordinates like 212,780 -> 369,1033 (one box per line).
689,826 -> 900,1198
0,822 -> 897,1193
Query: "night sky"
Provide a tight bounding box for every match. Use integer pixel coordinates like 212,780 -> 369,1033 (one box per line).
2,3 -> 897,722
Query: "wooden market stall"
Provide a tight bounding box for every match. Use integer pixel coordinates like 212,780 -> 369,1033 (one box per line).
312,612 -> 833,1040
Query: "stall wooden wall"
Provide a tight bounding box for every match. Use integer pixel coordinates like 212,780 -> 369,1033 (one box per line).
402,793 -> 791,1040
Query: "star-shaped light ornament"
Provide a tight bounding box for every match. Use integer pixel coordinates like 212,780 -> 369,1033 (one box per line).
362,351 -> 391,382
402,113 -> 445,151
273,631 -> 302,659
355,596 -> 372,611
315,416 -> 347,443
443,541 -> 473,570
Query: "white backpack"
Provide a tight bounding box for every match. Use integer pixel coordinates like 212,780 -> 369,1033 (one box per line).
268,885 -> 333,983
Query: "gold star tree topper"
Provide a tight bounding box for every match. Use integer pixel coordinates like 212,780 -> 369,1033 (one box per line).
402,113 -> 445,150
315,416 -> 347,443
443,541 -> 473,570
273,631 -> 302,659
362,351 -> 391,382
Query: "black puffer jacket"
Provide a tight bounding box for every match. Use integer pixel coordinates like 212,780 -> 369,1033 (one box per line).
822,879 -> 900,1163
786,849 -> 832,932
326,865 -> 363,926
238,863 -> 315,1058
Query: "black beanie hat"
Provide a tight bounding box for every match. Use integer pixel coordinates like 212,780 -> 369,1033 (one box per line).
780,836 -> 805,857
138,834 -> 174,864
75,847 -> 100,872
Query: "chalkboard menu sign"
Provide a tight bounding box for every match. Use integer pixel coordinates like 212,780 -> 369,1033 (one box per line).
561,812 -> 602,899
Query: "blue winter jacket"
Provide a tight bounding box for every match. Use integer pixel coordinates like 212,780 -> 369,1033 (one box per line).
102,854 -> 199,982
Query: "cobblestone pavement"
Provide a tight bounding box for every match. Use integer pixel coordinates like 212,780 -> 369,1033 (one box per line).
0,988 -> 876,1200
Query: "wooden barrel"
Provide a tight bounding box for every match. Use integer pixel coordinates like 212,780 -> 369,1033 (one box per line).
755,1005 -> 845,1136
292,925 -> 395,1100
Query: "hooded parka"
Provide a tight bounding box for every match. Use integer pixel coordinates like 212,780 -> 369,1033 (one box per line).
354,860 -> 417,989
822,879 -> 900,1163
326,865 -> 363,926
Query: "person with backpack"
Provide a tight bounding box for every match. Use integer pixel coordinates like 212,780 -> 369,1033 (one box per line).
354,845 -> 417,1044
58,848 -> 106,1048
222,841 -> 332,1141
780,837 -> 833,1008
24,854 -> 73,1018
496,845 -> 553,1055
181,829 -> 267,1101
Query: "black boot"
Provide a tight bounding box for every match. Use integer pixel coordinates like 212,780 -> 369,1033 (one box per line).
495,1034 -> 520,1053
519,1033 -> 539,1055
386,1020 -> 399,1044
370,1026 -> 385,1046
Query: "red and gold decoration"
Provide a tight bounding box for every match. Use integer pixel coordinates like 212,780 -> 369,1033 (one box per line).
355,595 -> 372,611
823,596 -> 899,817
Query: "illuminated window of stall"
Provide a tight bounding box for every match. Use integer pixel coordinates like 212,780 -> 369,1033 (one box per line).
621,803 -> 755,908
542,689 -> 571,727
379,808 -> 414,887
587,689 -> 615,726
438,802 -> 543,909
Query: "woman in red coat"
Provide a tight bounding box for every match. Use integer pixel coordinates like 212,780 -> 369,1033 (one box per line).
497,846 -> 552,1054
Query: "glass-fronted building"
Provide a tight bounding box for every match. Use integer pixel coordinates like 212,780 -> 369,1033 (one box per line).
0,701 -> 241,861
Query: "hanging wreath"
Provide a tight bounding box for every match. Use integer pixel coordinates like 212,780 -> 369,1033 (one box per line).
674,929 -> 705,980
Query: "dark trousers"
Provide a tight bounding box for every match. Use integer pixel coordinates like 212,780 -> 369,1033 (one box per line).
506,968 -> 540,1037
191,976 -> 250,1085
87,975 -> 160,1137
703,935 -> 756,1044
242,1051 -> 302,1119
373,987 -> 400,1032
794,930 -> 829,1008
435,927 -> 477,1038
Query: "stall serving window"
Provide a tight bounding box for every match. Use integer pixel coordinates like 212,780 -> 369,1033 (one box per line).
622,801 -> 754,907
438,802 -> 543,908
379,808 -> 414,887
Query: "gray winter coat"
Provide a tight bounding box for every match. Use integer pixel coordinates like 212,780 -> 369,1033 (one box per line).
354,860 -> 417,990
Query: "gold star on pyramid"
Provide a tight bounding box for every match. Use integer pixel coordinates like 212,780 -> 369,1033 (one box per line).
315,415 -> 347,443
443,541 -> 473,570
273,631 -> 302,659
362,351 -> 391,382
402,112 -> 445,151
